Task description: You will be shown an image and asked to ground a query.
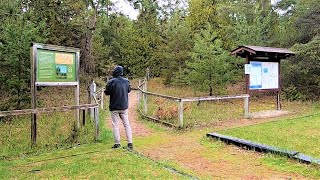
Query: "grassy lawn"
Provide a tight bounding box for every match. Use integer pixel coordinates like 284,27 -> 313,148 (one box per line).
0,142 -> 183,179
221,112 -> 320,159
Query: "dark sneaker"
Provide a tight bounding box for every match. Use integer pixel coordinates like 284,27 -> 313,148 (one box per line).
127,143 -> 133,151
112,144 -> 121,149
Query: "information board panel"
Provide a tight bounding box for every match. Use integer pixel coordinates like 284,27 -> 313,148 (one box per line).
249,61 -> 279,90
37,49 -> 76,82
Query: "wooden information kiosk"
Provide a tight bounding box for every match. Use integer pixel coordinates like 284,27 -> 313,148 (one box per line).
231,45 -> 295,110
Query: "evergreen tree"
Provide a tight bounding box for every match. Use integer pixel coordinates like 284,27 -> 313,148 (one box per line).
185,24 -> 234,95
0,0 -> 45,110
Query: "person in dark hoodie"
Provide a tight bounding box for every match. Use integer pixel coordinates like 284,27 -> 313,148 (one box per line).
105,65 -> 133,150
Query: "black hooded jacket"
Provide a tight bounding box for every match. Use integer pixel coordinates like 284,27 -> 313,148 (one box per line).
104,66 -> 131,111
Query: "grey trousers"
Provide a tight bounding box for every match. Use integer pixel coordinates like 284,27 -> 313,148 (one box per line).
111,109 -> 133,144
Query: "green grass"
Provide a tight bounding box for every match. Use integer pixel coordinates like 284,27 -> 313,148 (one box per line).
201,137 -> 320,178
0,142 -> 184,179
261,154 -> 320,177
221,112 -> 320,159
0,108 -> 185,179
0,111 -> 99,159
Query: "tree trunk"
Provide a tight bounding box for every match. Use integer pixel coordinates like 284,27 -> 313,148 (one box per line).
80,2 -> 98,84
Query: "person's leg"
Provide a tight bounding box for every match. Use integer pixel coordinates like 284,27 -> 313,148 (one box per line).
111,111 -> 121,145
119,109 -> 133,144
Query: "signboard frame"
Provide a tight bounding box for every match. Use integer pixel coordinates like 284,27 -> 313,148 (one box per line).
244,56 -> 281,111
30,43 -> 80,145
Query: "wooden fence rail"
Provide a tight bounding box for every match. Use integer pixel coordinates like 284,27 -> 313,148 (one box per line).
137,78 -> 250,128
0,103 -> 100,144
0,104 -> 98,117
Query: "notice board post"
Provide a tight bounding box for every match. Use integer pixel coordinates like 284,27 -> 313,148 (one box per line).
231,46 -> 294,113
30,43 -> 80,145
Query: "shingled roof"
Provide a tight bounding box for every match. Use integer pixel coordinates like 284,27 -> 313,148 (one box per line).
231,45 -> 295,59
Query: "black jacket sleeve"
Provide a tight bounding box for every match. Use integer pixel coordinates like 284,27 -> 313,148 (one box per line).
104,81 -> 112,95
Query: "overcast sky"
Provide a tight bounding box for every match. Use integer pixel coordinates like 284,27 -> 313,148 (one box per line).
110,0 -> 282,20
110,0 -> 139,20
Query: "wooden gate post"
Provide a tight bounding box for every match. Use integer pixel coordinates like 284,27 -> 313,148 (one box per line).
143,78 -> 148,114
178,100 -> 184,128
100,90 -> 104,110
244,96 -> 250,118
138,79 -> 142,103
31,46 -> 37,145
94,106 -> 100,141
90,81 -> 96,118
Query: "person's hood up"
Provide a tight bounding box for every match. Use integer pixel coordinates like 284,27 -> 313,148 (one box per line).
112,66 -> 123,77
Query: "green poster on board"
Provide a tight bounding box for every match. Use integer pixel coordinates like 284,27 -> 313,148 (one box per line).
37,49 -> 76,82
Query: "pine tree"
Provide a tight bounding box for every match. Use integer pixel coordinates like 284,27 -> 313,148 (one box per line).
185,24 -> 234,95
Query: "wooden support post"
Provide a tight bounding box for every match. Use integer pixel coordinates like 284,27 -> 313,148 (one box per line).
244,96 -> 249,118
94,107 -> 100,141
146,67 -> 150,81
82,109 -> 86,126
245,55 -> 250,115
30,46 -> 37,146
90,81 -> 96,118
100,90 -> 104,110
277,91 -> 281,110
75,84 -> 80,128
143,93 -> 147,114
143,78 -> 147,114
277,60 -> 282,110
138,79 -> 141,103
178,100 -> 184,128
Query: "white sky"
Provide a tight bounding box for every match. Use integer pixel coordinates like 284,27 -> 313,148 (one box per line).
110,0 -> 139,20
111,0 -> 282,20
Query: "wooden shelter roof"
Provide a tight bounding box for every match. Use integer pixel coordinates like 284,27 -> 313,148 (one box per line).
231,45 -> 295,59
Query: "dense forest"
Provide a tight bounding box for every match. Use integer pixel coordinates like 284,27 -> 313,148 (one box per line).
0,0 -> 319,110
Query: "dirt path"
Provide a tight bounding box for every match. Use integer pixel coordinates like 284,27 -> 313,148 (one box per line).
107,91 -> 306,179
107,91 -> 152,138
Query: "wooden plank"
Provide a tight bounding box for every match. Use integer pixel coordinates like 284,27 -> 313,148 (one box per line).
0,104 -> 99,117
181,95 -> 250,102
35,82 -> 79,86
33,43 -> 80,53
207,132 -> 298,156
138,108 -> 178,128
138,89 -> 181,101
207,132 -> 320,165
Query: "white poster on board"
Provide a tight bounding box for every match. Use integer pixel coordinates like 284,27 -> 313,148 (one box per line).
249,61 -> 278,90
261,62 -> 279,89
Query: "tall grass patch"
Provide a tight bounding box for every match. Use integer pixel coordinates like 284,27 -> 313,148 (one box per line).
0,85 -> 107,158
